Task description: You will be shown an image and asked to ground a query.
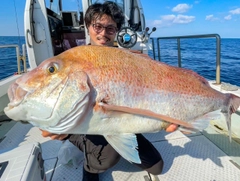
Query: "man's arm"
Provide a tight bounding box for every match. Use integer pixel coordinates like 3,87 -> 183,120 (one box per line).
40,123 -> 179,140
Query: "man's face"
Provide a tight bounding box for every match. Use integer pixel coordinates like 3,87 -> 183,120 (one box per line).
88,14 -> 118,46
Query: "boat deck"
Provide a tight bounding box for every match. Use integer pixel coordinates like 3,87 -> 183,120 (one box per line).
0,119 -> 240,181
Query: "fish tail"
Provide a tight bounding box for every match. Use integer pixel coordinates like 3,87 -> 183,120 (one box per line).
178,110 -> 222,134
222,93 -> 240,142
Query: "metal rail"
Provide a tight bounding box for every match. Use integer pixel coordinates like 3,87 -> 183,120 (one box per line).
150,34 -> 221,84
0,44 -> 27,75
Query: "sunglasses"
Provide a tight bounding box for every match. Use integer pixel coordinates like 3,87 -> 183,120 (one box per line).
91,23 -> 118,35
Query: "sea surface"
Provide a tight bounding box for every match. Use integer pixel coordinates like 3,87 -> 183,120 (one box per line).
0,36 -> 28,79
148,38 -> 240,87
0,36 -> 240,86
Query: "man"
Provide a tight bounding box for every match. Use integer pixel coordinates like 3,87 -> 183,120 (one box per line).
42,1 -> 178,181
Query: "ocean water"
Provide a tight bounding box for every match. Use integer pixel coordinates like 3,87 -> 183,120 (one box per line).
0,36 -> 240,86
149,38 -> 240,86
0,36 -> 28,79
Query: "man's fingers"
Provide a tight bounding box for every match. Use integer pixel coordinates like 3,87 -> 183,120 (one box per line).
165,124 -> 178,132
50,134 -> 69,140
41,130 -> 53,137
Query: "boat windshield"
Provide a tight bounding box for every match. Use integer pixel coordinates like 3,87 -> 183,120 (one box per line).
45,0 -> 124,15
90,0 -> 124,9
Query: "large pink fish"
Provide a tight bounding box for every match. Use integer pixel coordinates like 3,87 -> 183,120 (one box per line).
4,45 -> 240,163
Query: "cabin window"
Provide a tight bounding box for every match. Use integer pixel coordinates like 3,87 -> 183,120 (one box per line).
46,0 -> 61,15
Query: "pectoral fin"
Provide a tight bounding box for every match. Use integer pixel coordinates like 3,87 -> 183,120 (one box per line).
104,134 -> 141,164
99,102 -> 193,129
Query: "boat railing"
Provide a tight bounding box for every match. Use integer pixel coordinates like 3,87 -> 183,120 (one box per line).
0,44 -> 27,75
150,34 -> 221,84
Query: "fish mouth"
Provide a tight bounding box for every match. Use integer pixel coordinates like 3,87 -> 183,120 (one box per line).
7,82 -> 28,109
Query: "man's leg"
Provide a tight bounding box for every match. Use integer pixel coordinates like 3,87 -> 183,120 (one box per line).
134,134 -> 164,175
68,134 -> 121,173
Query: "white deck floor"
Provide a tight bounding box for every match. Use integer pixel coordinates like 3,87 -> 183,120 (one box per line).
0,121 -> 240,181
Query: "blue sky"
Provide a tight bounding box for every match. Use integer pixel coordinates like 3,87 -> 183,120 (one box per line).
0,0 -> 240,38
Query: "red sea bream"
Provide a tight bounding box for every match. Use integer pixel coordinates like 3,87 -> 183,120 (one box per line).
4,45 -> 240,163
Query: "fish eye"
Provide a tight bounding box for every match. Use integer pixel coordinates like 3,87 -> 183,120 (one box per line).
47,63 -> 59,74
48,66 -> 55,73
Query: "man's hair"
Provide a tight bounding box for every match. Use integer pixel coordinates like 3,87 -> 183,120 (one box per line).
84,1 -> 124,30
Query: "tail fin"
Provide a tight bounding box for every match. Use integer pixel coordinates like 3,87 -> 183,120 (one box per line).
178,110 -> 222,134
223,93 -> 240,142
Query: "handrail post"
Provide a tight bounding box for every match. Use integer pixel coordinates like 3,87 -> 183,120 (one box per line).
215,35 -> 221,85
157,38 -> 161,61
16,46 -> 21,74
177,38 -> 181,67
151,38 -> 156,60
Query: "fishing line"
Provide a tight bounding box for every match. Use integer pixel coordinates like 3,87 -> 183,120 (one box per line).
13,0 -> 22,53
77,0 -> 82,12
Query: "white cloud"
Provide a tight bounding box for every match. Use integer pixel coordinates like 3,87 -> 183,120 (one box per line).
173,15 -> 195,23
224,15 -> 232,20
205,14 -> 218,21
205,15 -> 213,20
153,14 -> 195,27
172,4 -> 192,13
229,8 -> 240,14
161,14 -> 176,21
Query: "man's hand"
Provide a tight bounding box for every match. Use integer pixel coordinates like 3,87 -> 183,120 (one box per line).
40,129 -> 69,140
165,124 -> 178,132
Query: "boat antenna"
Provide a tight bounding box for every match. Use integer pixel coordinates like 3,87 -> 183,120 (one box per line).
13,0 -> 22,54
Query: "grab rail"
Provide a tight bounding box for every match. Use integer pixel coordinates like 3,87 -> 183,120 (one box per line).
0,44 -> 27,75
150,34 -> 221,84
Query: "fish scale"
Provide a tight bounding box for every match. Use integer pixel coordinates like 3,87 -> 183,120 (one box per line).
71,46 -> 221,98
